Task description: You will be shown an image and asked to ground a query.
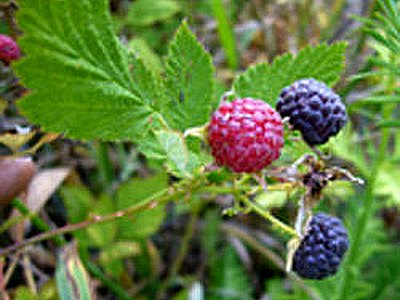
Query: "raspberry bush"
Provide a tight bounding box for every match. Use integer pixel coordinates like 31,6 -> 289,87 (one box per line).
0,0 -> 398,299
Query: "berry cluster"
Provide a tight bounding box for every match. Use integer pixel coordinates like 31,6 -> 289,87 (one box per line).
292,213 -> 349,280
207,79 -> 350,280
207,78 -> 347,173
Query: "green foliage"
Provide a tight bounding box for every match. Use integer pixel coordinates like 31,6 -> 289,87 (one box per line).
115,172 -> 167,240
211,0 -> 238,69
362,0 -> 400,64
56,246 -> 92,300
86,195 -> 117,247
155,129 -> 199,177
15,0 -> 152,141
99,241 -> 141,277
129,38 -> 163,74
366,246 -> 400,300
61,173 -> 168,278
209,246 -> 252,300
126,0 -> 181,27
376,163 -> 400,206
233,43 -> 347,105
163,21 -> 215,130
351,0 -> 400,105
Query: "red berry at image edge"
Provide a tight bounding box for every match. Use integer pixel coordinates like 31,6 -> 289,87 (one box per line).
0,34 -> 20,64
208,98 -> 284,173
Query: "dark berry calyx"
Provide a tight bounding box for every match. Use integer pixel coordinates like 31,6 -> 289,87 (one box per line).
208,98 -> 284,173
276,78 -> 347,146
292,213 -> 349,280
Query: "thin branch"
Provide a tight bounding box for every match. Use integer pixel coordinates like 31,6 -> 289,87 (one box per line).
240,196 -> 298,237
0,175 -> 207,257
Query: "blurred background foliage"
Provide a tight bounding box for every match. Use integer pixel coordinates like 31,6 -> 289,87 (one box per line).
1,0 -> 400,299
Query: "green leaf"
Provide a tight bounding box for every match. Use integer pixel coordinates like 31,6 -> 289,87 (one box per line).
376,163 -> 400,207
126,0 -> 180,27
255,190 -> 287,209
378,119 -> 400,128
155,129 -> 199,177
15,0 -> 152,141
60,186 -> 94,248
233,43 -> 347,105
115,172 -> 167,240
209,246 -> 252,300
15,287 -> 40,300
130,55 -> 166,113
86,195 -> 117,247
99,241 -> 141,264
99,241 -> 141,277
61,186 -> 93,224
350,94 -> 400,106
164,21 -> 215,130
56,245 -> 92,300
211,0 -> 238,69
129,38 -> 163,74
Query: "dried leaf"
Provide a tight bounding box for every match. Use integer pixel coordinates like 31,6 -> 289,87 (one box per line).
0,131 -> 35,152
26,167 -> 71,212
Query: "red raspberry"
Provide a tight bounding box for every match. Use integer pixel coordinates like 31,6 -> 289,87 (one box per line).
0,34 -> 20,64
208,98 -> 284,173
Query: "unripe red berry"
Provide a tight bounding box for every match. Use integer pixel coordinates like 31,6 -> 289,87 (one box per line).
0,34 -> 20,64
208,98 -> 284,173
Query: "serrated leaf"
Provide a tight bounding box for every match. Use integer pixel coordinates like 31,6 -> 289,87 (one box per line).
233,43 -> 347,105
129,38 -> 163,74
130,55 -> 166,112
116,172 -> 167,240
164,21 -> 215,130
15,0 -> 153,141
126,0 -> 180,27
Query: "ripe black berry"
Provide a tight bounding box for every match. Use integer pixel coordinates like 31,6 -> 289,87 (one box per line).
276,79 -> 347,146
292,213 -> 349,280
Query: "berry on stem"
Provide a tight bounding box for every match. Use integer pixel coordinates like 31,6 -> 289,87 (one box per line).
0,34 -> 20,64
276,78 -> 347,146
292,213 -> 349,280
207,98 -> 284,173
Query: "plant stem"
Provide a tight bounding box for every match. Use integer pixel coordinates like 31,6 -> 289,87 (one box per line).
0,175 -> 207,257
12,199 -> 65,246
240,197 -> 298,238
